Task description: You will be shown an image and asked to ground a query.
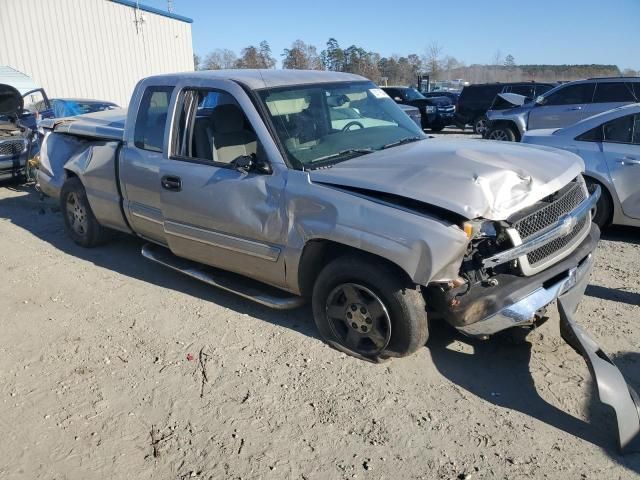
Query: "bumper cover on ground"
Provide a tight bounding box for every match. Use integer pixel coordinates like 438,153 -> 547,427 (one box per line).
558,289 -> 640,454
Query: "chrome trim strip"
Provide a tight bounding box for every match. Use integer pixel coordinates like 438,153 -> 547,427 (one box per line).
482,185 -> 600,269
164,220 -> 281,262
129,203 -> 164,225
458,253 -> 594,337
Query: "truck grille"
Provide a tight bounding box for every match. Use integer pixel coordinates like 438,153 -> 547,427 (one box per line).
437,105 -> 455,113
510,177 -> 589,271
0,139 -> 26,157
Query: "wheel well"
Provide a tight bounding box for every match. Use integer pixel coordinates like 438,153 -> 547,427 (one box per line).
297,240 -> 413,298
488,120 -> 521,140
583,175 -> 614,223
64,169 -> 78,180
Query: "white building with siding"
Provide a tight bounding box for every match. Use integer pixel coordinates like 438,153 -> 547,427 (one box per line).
0,0 -> 194,106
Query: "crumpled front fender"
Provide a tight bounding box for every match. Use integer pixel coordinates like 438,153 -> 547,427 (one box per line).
558,290 -> 640,454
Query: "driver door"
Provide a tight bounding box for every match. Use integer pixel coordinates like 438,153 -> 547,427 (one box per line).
158,81 -> 288,288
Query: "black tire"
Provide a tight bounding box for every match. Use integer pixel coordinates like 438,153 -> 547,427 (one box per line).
473,115 -> 488,135
311,255 -> 429,362
430,124 -> 445,132
60,177 -> 111,247
485,125 -> 517,142
585,178 -> 613,230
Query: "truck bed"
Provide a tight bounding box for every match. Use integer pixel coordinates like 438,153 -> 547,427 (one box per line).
41,108 -> 126,141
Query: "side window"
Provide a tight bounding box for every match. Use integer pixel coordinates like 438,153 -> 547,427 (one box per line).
634,114 -> 640,145
576,125 -> 602,142
593,82 -> 637,103
544,83 -> 595,105
510,85 -> 535,98
534,84 -> 553,96
134,86 -> 174,152
603,114 -> 634,144
23,90 -> 49,113
172,88 -> 258,165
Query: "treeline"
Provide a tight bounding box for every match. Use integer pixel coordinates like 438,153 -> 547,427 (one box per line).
193,39 -> 638,87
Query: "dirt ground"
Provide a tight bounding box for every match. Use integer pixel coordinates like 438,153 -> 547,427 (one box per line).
1,135 -> 639,479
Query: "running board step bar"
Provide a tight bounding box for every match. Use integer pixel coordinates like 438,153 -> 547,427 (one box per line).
141,243 -> 306,310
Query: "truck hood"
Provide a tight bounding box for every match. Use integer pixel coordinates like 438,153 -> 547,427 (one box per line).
308,139 -> 584,220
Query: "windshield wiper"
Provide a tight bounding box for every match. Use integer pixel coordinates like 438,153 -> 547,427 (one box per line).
309,148 -> 374,166
381,136 -> 424,150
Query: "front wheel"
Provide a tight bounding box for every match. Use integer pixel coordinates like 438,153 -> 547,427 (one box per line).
486,125 -> 517,142
60,177 -> 111,247
312,255 -> 429,362
430,124 -> 445,132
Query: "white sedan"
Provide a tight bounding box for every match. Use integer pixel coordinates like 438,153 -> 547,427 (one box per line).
522,103 -> 640,228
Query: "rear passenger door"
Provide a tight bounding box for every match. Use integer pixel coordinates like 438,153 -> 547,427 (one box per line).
158,81 -> 288,288
120,84 -> 174,243
528,83 -> 595,129
583,81 -> 638,118
601,113 -> 640,219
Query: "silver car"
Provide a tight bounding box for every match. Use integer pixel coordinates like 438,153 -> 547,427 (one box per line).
486,77 -> 640,141
523,103 -> 640,228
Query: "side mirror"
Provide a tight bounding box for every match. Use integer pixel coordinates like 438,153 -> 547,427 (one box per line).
535,95 -> 546,105
232,154 -> 254,172
393,97 -> 403,103
232,154 -> 271,174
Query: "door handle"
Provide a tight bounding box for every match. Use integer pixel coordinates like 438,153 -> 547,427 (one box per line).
161,175 -> 182,191
567,106 -> 583,111
616,157 -> 640,166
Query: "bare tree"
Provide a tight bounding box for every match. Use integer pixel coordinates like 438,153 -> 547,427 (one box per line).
193,53 -> 201,71
282,40 -> 323,70
492,49 -> 503,81
423,41 -> 443,80
202,49 -> 238,70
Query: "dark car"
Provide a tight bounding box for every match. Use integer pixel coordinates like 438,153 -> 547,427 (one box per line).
456,82 -> 555,135
50,98 -> 120,118
381,86 -> 455,132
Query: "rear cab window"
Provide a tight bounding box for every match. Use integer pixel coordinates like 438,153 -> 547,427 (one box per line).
134,86 -> 174,152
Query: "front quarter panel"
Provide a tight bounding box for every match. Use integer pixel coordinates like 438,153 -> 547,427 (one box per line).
283,170 -> 469,293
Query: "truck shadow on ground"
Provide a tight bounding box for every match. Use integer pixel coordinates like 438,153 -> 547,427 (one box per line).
428,324 -> 640,472
2,184 -> 639,472
0,184 -> 318,341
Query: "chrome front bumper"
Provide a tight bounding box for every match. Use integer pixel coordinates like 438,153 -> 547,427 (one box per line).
458,252 -> 594,337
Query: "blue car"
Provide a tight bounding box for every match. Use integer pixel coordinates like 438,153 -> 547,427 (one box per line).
51,98 -> 120,118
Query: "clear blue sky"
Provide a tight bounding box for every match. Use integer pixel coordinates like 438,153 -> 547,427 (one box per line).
143,0 -> 639,70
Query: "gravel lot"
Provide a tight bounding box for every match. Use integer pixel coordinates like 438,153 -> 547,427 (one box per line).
1,134 -> 639,479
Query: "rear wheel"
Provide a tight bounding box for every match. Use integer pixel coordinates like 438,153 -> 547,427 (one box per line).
486,125 -> 517,142
312,255 -> 429,362
585,178 -> 613,229
60,177 -> 111,247
473,115 -> 488,135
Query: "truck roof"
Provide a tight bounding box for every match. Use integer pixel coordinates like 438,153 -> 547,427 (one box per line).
144,69 -> 368,90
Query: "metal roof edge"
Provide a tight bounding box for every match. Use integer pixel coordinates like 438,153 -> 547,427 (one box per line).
109,0 -> 193,23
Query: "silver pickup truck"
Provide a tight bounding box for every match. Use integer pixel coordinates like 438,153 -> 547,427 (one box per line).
37,70 -> 638,451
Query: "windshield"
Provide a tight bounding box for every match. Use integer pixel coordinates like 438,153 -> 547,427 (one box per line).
54,100 -> 118,117
258,81 -> 425,168
402,88 -> 426,101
